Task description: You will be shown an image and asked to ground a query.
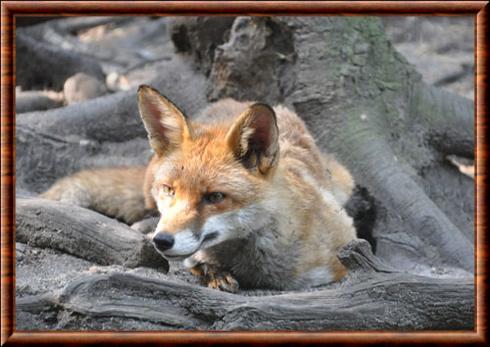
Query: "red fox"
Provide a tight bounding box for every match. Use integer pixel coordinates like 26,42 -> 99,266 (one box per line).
41,85 -> 357,292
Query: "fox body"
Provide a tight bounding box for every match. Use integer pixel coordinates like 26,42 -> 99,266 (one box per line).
42,86 -> 356,291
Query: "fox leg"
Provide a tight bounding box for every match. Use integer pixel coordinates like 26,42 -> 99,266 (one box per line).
186,255 -> 239,293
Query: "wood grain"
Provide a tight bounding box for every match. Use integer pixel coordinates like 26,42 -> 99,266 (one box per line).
13,240 -> 474,331
15,198 -> 166,269
1,1 -> 488,345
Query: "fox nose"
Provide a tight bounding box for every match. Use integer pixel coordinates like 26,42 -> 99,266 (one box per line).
153,232 -> 175,252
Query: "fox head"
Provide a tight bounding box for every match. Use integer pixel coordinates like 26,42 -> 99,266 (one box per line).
138,85 -> 279,259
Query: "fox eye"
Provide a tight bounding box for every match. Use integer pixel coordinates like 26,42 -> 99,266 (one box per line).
203,192 -> 225,204
160,184 -> 174,196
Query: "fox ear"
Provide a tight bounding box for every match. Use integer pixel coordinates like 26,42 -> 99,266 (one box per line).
226,103 -> 279,175
138,85 -> 192,155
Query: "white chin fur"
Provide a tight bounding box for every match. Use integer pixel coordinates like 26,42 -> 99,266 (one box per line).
160,204 -> 268,258
160,229 -> 200,257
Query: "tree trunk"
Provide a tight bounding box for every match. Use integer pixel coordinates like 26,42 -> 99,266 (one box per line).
175,16 -> 474,274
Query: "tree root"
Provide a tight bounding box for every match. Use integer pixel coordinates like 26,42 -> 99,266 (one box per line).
16,197 -> 167,270
16,240 -> 473,330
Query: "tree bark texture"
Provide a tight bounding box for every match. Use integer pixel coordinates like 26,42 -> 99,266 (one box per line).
173,16 -> 474,273
16,239 -> 474,331
16,198 -> 167,269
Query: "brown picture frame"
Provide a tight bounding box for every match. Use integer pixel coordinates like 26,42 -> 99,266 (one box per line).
1,1 -> 487,345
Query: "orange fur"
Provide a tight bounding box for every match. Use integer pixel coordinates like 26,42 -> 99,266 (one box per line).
40,167 -> 148,224
41,87 -> 357,291
138,90 -> 356,289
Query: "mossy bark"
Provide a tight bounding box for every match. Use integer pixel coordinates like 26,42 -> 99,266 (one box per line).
177,16 -> 474,273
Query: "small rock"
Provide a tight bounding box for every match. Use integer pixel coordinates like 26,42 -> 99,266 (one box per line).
63,73 -> 107,104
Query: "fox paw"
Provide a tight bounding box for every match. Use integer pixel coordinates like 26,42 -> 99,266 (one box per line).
206,272 -> 239,293
190,264 -> 239,293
